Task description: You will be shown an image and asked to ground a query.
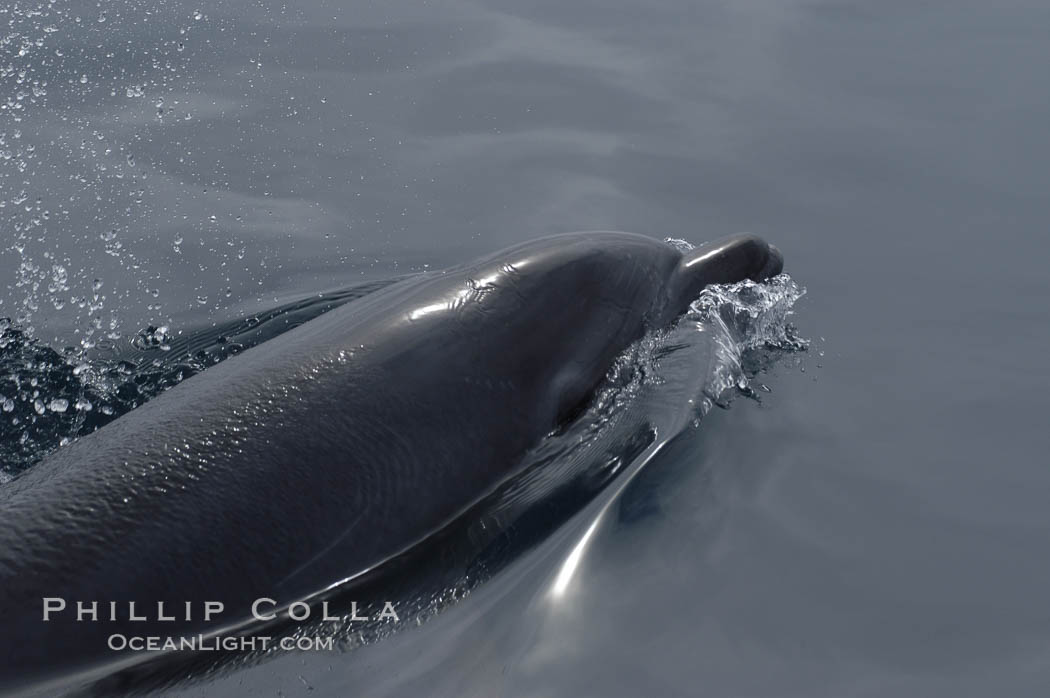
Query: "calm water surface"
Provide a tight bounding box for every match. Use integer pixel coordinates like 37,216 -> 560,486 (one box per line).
2,0 -> 1049,695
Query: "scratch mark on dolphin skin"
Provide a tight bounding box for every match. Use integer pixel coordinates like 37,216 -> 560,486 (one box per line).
275,508 -> 368,592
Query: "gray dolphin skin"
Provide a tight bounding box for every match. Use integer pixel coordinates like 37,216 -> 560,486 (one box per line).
0,232 -> 782,690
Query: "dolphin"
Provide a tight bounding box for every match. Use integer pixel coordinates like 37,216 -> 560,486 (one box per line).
0,232 -> 782,691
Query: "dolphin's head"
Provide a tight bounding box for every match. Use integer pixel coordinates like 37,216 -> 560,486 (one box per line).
665,233 -> 783,319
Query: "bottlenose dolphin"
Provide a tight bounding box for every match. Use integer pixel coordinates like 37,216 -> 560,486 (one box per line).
0,232 -> 782,691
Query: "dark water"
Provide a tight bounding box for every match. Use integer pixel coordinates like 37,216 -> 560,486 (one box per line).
3,0 -> 1049,696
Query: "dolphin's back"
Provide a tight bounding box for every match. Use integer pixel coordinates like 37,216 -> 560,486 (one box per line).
0,232 -> 688,684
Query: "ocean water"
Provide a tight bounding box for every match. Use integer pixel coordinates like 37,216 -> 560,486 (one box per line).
2,0 -> 1049,696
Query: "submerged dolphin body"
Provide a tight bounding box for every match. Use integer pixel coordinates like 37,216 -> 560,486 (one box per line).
0,232 -> 782,690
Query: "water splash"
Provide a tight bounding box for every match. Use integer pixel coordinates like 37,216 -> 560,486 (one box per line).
2,0 -> 229,401
685,273 -> 808,415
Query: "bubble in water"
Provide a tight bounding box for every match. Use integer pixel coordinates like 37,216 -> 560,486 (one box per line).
48,399 -> 69,413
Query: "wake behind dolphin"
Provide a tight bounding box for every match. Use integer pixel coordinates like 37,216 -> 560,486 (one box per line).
0,232 -> 788,694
